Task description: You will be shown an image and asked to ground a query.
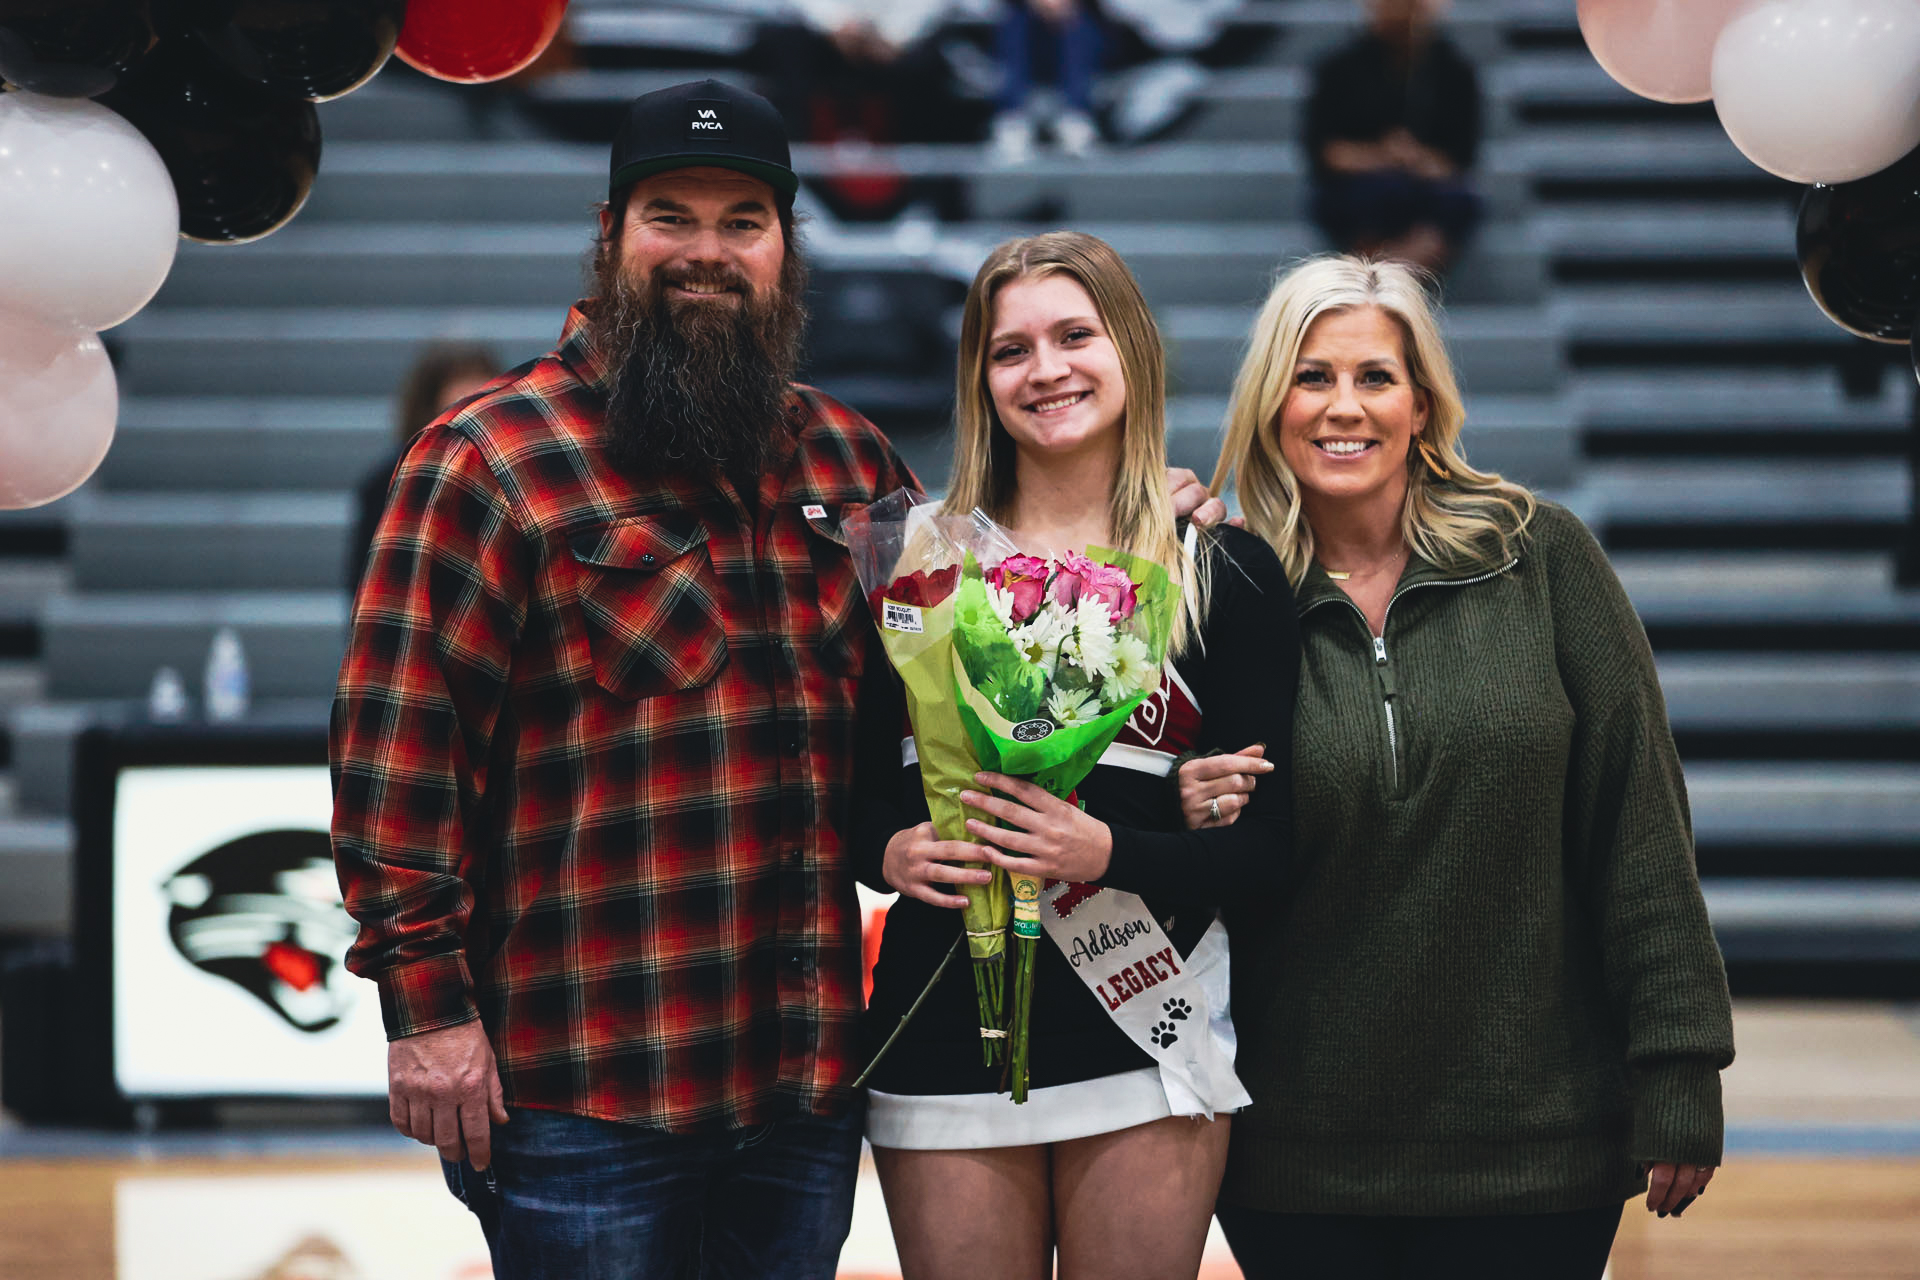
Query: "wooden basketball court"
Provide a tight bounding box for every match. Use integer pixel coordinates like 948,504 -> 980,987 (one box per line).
3,1002 -> 1917,1279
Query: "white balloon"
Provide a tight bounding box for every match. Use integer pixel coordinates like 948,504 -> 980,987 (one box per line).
0,92 -> 179,332
0,309 -> 118,510
1713,0 -> 1920,185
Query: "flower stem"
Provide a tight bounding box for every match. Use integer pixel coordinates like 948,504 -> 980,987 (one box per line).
853,930 -> 964,1089
1009,933 -> 1037,1102
973,954 -> 1005,1064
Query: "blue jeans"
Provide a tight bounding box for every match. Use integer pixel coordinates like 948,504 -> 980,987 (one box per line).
442,1101 -> 867,1280
998,1 -> 1102,113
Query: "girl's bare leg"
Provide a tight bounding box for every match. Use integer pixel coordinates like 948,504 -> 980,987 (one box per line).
1051,1115 -> 1231,1280
872,1143 -> 1053,1280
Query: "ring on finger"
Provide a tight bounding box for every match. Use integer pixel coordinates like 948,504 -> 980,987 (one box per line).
1209,797 -> 1222,823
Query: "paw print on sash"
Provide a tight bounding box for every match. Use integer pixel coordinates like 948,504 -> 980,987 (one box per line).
1150,1020 -> 1180,1047
1162,997 -> 1191,1021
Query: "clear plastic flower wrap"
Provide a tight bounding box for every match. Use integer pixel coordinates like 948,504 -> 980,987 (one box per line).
845,489 -> 1180,1100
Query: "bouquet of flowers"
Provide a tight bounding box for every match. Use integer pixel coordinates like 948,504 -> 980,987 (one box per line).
844,489 -> 1179,1101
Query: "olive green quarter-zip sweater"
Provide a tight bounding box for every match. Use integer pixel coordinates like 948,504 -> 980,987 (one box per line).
1221,501 -> 1735,1216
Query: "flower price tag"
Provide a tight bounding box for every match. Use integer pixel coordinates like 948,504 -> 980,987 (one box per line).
881,599 -> 925,633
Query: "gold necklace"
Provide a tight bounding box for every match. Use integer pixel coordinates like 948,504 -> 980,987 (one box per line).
1322,548 -> 1407,582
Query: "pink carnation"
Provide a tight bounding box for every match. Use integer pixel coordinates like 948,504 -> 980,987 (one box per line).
1081,561 -> 1140,623
986,553 -> 1051,624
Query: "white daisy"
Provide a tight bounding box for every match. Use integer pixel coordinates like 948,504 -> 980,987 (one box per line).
1010,605 -> 1070,669
1063,596 -> 1118,680
1105,632 -> 1156,703
1045,686 -> 1100,727
987,584 -> 1020,631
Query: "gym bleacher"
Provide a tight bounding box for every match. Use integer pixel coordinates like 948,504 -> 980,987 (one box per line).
0,0 -> 1915,992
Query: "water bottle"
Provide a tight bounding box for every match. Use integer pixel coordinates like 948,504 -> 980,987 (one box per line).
204,626 -> 250,722
147,666 -> 189,722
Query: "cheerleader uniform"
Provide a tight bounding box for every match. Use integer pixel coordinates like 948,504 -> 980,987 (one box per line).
851,526 -> 1299,1148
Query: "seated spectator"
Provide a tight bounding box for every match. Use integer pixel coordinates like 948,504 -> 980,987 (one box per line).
1305,0 -> 1482,274
994,0 -> 1102,161
755,0 -> 970,220
348,342 -> 500,591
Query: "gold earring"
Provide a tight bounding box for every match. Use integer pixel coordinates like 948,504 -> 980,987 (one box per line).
1416,437 -> 1450,481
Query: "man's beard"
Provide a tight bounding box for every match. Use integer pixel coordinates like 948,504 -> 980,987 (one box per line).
588,235 -> 809,488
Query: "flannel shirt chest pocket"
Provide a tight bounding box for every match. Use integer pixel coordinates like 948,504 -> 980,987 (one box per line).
802,503 -> 869,678
569,514 -> 728,699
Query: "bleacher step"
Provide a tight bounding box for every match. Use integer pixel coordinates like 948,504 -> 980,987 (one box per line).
307,140 -> 1531,226
102,398 -> 391,492
1703,877 -> 1920,964
1556,283 -> 1856,348
0,815 -> 73,935
66,493 -> 353,592
1615,552 -> 1920,636
1165,303 -> 1564,394
1585,459 -> 1909,529
1572,370 -> 1910,435
1690,763 -> 1920,848
40,592 -> 347,702
1659,654 -> 1920,733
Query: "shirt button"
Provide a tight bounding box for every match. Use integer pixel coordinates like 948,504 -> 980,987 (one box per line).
785,952 -> 804,970
787,848 -> 802,864
640,553 -> 655,564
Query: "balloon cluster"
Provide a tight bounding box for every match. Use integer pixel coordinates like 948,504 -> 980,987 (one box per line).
1579,0 -> 1920,377
0,0 -> 569,509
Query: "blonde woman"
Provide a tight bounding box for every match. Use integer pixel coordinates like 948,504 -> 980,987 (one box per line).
849,232 -> 1298,1279
1190,254 -> 1734,1278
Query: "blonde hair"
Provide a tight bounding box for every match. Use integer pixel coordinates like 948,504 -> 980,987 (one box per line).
1210,255 -> 1535,584
947,231 -> 1207,651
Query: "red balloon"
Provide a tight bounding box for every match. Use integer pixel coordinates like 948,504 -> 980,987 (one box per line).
395,0 -> 567,85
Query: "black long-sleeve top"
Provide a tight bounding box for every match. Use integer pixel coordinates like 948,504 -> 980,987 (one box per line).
1305,32 -> 1483,179
851,525 -> 1300,1095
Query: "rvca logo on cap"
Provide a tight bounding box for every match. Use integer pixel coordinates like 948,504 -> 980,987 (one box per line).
687,99 -> 729,140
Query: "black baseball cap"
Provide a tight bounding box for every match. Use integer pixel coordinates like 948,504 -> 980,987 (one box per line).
608,79 -> 798,204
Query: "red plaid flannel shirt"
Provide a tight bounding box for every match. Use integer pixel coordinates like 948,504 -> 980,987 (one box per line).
331,305 -> 914,1131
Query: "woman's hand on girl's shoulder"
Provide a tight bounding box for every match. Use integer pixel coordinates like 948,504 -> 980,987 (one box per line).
883,822 -> 994,909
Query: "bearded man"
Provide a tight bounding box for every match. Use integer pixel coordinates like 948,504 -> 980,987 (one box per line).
331,79 -> 1223,1280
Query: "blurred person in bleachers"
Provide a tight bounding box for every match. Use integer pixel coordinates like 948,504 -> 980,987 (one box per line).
994,0 -> 1103,161
754,0 -> 971,221
348,341 -> 501,590
1305,0 -> 1482,274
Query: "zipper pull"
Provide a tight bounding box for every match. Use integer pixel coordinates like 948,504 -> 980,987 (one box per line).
1372,634 -> 1396,699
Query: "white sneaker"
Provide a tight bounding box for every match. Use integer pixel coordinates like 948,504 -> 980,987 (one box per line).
1054,110 -> 1098,157
991,111 -> 1034,165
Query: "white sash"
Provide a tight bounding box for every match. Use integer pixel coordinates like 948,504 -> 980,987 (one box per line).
1038,881 -> 1250,1118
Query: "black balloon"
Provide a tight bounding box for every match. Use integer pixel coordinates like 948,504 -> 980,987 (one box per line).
0,0 -> 152,98
152,0 -> 406,102
1797,145 -> 1920,346
101,37 -> 322,244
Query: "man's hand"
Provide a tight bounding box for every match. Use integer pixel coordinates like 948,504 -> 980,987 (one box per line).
1646,1162 -> 1715,1217
883,821 -> 995,909
389,1019 -> 509,1170
1167,467 -> 1230,528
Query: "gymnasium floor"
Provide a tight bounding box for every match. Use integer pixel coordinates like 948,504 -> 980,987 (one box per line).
3,1002 -> 1916,1280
